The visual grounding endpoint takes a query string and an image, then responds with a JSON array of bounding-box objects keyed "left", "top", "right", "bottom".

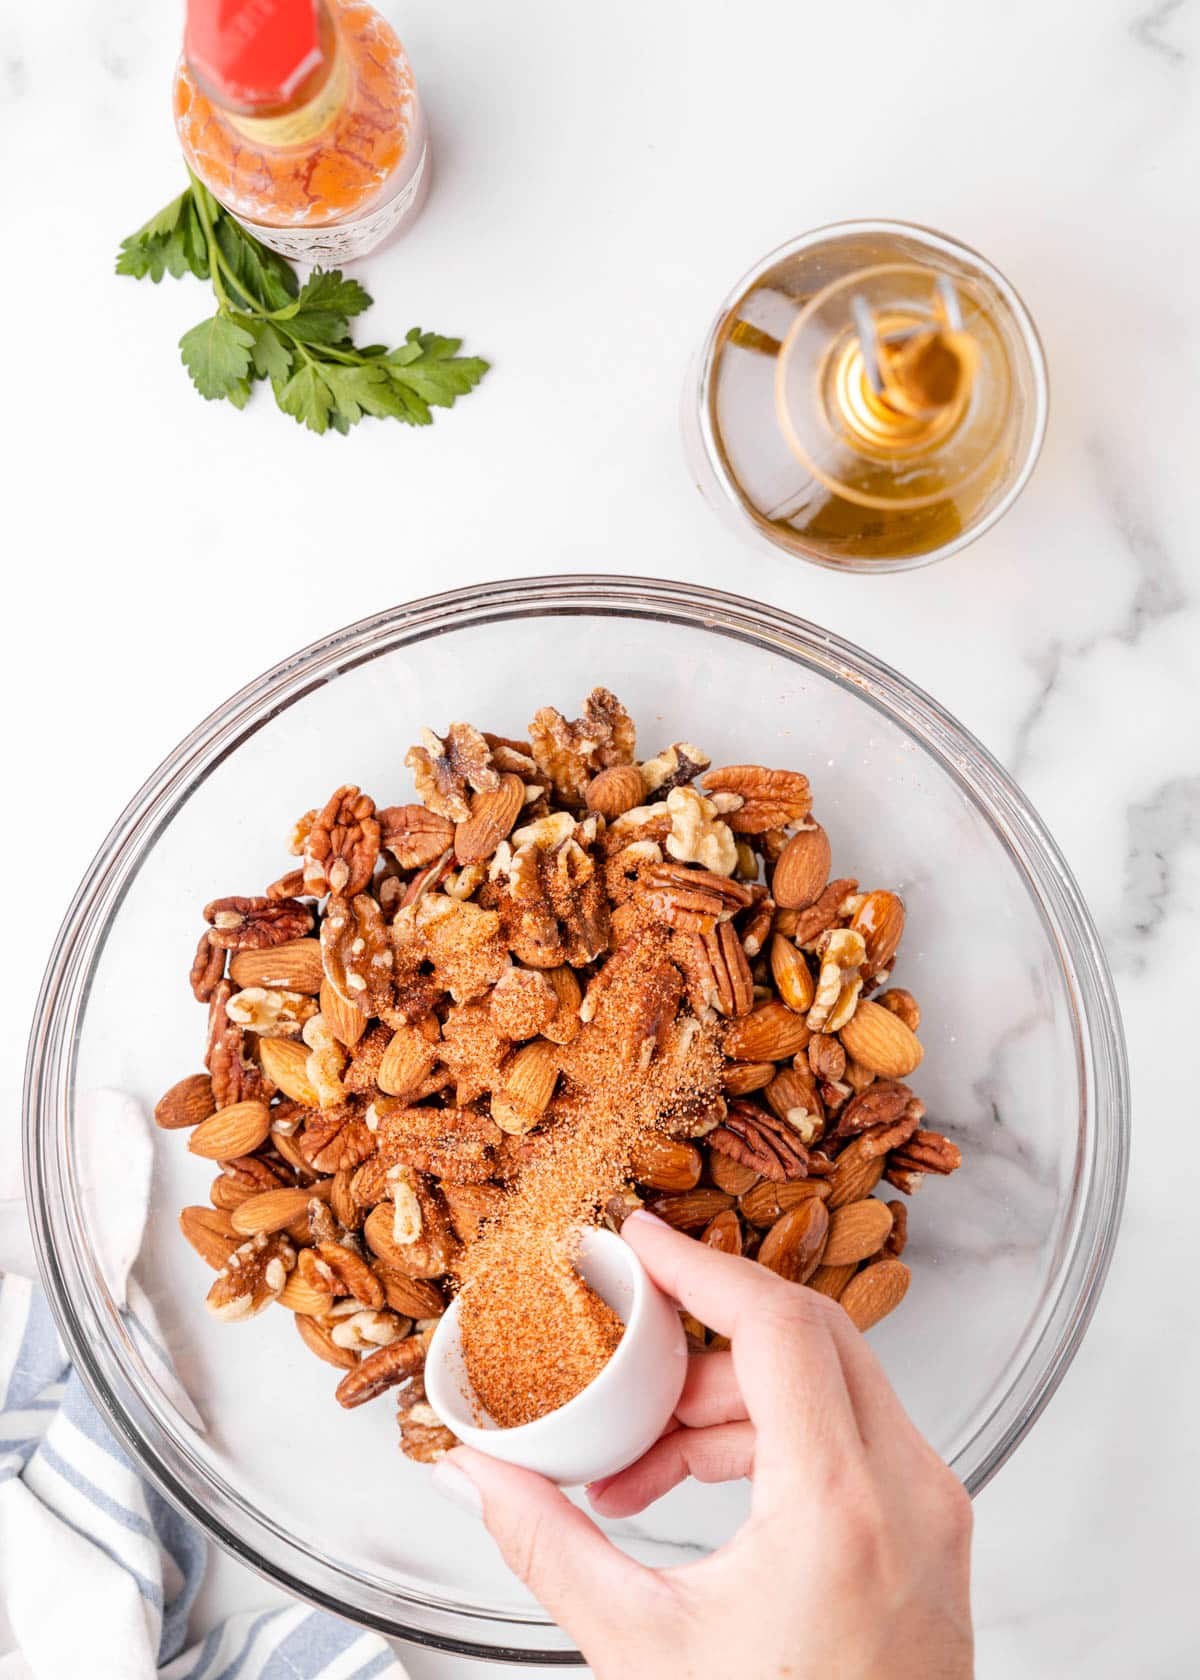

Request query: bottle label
[
  {"left": 232, "top": 110, "right": 429, "bottom": 265},
  {"left": 228, "top": 48, "right": 351, "bottom": 149}
]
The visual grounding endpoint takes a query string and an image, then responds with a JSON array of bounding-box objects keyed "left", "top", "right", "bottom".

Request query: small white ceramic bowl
[{"left": 424, "top": 1227, "right": 688, "bottom": 1487}]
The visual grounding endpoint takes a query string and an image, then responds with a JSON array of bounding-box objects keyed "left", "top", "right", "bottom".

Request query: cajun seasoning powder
[{"left": 175, "top": 0, "right": 429, "bottom": 264}]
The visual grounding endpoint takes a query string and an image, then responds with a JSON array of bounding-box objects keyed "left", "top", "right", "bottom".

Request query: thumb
[{"left": 435, "top": 1445, "right": 664, "bottom": 1652}]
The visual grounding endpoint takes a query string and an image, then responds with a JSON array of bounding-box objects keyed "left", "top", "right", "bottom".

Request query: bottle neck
[
  {"left": 187, "top": 0, "right": 342, "bottom": 130},
  {"left": 224, "top": 31, "right": 348, "bottom": 147}
]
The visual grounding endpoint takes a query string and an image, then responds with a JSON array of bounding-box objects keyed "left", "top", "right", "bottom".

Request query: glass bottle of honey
[
  {"left": 685, "top": 221, "right": 1048, "bottom": 572},
  {"left": 175, "top": 0, "right": 429, "bottom": 265}
]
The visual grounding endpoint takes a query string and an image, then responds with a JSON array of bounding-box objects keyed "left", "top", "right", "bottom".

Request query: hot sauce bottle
[{"left": 175, "top": 0, "right": 429, "bottom": 265}]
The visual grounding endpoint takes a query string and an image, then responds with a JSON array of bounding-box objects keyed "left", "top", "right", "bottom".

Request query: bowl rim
[{"left": 22, "top": 573, "right": 1129, "bottom": 1662}]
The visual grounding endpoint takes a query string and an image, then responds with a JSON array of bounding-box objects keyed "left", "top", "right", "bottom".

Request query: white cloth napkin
[{"left": 0, "top": 1092, "right": 408, "bottom": 1680}]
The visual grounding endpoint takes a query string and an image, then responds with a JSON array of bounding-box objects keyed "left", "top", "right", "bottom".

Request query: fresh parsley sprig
[{"left": 117, "top": 173, "right": 488, "bottom": 434}]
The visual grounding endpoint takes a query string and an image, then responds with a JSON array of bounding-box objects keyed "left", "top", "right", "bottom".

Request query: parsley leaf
[
  {"left": 179, "top": 313, "right": 256, "bottom": 402},
  {"left": 117, "top": 174, "right": 489, "bottom": 434},
  {"left": 277, "top": 363, "right": 334, "bottom": 434},
  {"left": 386, "top": 329, "right": 490, "bottom": 407},
  {"left": 247, "top": 320, "right": 294, "bottom": 386}
]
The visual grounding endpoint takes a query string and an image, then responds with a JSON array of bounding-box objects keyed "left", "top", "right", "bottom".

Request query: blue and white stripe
[{"left": 0, "top": 1269, "right": 408, "bottom": 1679}]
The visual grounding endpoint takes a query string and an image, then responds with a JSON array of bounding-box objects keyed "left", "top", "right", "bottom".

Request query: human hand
[{"left": 433, "top": 1211, "right": 974, "bottom": 1679}]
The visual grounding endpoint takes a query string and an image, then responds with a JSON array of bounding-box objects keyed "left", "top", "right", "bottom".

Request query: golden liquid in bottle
[{"left": 699, "top": 226, "right": 1045, "bottom": 570}]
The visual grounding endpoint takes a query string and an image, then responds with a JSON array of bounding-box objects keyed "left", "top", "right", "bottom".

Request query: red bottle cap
[{"left": 185, "top": 0, "right": 323, "bottom": 110}]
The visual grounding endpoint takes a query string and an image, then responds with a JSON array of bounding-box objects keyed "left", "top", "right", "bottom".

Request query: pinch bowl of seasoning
[{"left": 425, "top": 1227, "right": 688, "bottom": 1487}]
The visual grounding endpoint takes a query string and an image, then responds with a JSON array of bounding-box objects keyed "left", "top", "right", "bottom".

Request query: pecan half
[
  {"left": 790, "top": 878, "right": 859, "bottom": 947},
  {"left": 190, "top": 930, "right": 226, "bottom": 1002},
  {"left": 405, "top": 724, "right": 499, "bottom": 822},
  {"left": 376, "top": 1104, "right": 502, "bottom": 1185},
  {"left": 701, "top": 766, "right": 812, "bottom": 832},
  {"left": 303, "top": 1239, "right": 386, "bottom": 1307},
  {"left": 205, "top": 980, "right": 269, "bottom": 1109},
  {"left": 860, "top": 1099, "right": 925, "bottom": 1159},
  {"left": 204, "top": 896, "right": 313, "bottom": 951},
  {"left": 303, "top": 785, "right": 380, "bottom": 898},
  {"left": 697, "top": 922, "right": 754, "bottom": 1017},
  {"left": 379, "top": 803, "right": 456, "bottom": 870},
  {"left": 831, "top": 1079, "right": 913, "bottom": 1141},
  {"left": 335, "top": 1334, "right": 427, "bottom": 1408},
  {"left": 708, "top": 1100, "right": 809, "bottom": 1183},
  {"left": 888, "top": 1129, "right": 962, "bottom": 1176},
  {"left": 298, "top": 1102, "right": 376, "bottom": 1173},
  {"left": 637, "top": 862, "right": 754, "bottom": 935}
]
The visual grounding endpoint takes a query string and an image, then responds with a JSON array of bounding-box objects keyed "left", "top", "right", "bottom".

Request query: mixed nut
[{"left": 160, "top": 687, "right": 962, "bottom": 1462}]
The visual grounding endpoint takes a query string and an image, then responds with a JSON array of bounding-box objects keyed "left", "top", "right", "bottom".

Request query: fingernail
[
  {"left": 431, "top": 1460, "right": 483, "bottom": 1518},
  {"left": 623, "top": 1209, "right": 668, "bottom": 1231}
]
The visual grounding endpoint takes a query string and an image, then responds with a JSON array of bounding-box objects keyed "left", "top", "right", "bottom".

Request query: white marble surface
[{"left": 1, "top": 0, "right": 1197, "bottom": 1673}]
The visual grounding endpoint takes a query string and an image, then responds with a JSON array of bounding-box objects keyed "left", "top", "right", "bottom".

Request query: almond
[
  {"left": 378, "top": 1025, "right": 439, "bottom": 1099},
  {"left": 722, "top": 1060, "right": 776, "bottom": 1096},
  {"left": 771, "top": 824, "right": 831, "bottom": 909},
  {"left": 276, "top": 1271, "right": 334, "bottom": 1314},
  {"left": 372, "top": 1265, "right": 445, "bottom": 1319},
  {"left": 643, "top": 1188, "right": 735, "bottom": 1231},
  {"left": 454, "top": 773, "right": 526, "bottom": 865},
  {"left": 585, "top": 764, "right": 646, "bottom": 820},
  {"left": 188, "top": 1099, "right": 272, "bottom": 1161},
  {"left": 769, "top": 934, "right": 815, "bottom": 1014},
  {"left": 701, "top": 1208, "right": 743, "bottom": 1254},
  {"left": 491, "top": 1039, "right": 560, "bottom": 1135},
  {"left": 155, "top": 1073, "right": 215, "bottom": 1130},
  {"left": 823, "top": 1198, "right": 894, "bottom": 1266},
  {"left": 231, "top": 1181, "right": 332, "bottom": 1236},
  {"left": 708, "top": 1152, "right": 761, "bottom": 1196},
  {"left": 330, "top": 1167, "right": 359, "bottom": 1231},
  {"left": 230, "top": 937, "right": 324, "bottom": 994},
  {"left": 179, "top": 1205, "right": 239, "bottom": 1269},
  {"left": 630, "top": 1133, "right": 703, "bottom": 1192},
  {"left": 320, "top": 978, "right": 366, "bottom": 1050},
  {"left": 826, "top": 1135, "right": 887, "bottom": 1208},
  {"left": 739, "top": 1176, "right": 830, "bottom": 1228},
  {"left": 294, "top": 1311, "right": 359, "bottom": 1370},
  {"left": 258, "top": 1037, "right": 321, "bottom": 1106},
  {"left": 540, "top": 965, "right": 582, "bottom": 1044},
  {"left": 757, "top": 1198, "right": 829, "bottom": 1283},
  {"left": 724, "top": 999, "right": 811, "bottom": 1062},
  {"left": 839, "top": 999, "right": 923, "bottom": 1079},
  {"left": 806, "top": 1262, "right": 858, "bottom": 1301},
  {"left": 840, "top": 1258, "right": 911, "bottom": 1330},
  {"left": 850, "top": 891, "right": 905, "bottom": 978}
]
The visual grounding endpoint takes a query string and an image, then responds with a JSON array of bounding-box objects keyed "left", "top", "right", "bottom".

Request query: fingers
[
  {"left": 588, "top": 1420, "right": 756, "bottom": 1518},
  {"left": 440, "top": 1446, "right": 664, "bottom": 1649},
  {"left": 624, "top": 1210, "right": 806, "bottom": 1341},
  {"left": 673, "top": 1350, "right": 747, "bottom": 1429},
  {"left": 624, "top": 1214, "right": 861, "bottom": 1491}
]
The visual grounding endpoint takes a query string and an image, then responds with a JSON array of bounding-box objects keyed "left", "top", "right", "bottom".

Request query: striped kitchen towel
[
  {"left": 0, "top": 1271, "right": 407, "bottom": 1680},
  {"left": 0, "top": 1091, "right": 408, "bottom": 1680}
]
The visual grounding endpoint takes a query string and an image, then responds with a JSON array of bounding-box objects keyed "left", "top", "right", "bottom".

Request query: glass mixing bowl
[{"left": 24, "top": 576, "right": 1128, "bottom": 1661}]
